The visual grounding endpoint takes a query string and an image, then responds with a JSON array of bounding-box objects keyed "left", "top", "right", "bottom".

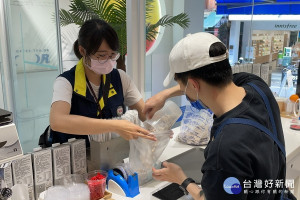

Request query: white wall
[{"left": 184, "top": 0, "right": 205, "bottom": 35}]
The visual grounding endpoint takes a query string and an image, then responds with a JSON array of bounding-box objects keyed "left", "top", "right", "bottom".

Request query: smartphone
[{"left": 152, "top": 183, "right": 184, "bottom": 200}]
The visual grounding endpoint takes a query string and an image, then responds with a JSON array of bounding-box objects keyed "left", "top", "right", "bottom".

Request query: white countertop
[{"left": 280, "top": 117, "right": 300, "bottom": 163}]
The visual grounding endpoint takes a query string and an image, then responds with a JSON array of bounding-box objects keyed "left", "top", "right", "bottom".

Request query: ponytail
[{"left": 73, "top": 39, "right": 82, "bottom": 59}]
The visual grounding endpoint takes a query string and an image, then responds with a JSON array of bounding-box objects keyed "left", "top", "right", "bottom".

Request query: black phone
[{"left": 152, "top": 183, "right": 184, "bottom": 200}]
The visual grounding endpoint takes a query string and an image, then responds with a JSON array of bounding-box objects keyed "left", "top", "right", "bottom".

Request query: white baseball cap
[{"left": 163, "top": 32, "right": 228, "bottom": 87}]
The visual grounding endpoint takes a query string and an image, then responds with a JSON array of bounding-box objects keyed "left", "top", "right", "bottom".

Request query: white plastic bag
[
  {"left": 129, "top": 130, "right": 171, "bottom": 185},
  {"left": 177, "top": 105, "right": 213, "bottom": 145},
  {"left": 126, "top": 101, "right": 182, "bottom": 185}
]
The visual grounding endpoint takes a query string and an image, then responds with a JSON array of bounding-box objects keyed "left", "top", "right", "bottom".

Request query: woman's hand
[
  {"left": 152, "top": 161, "right": 187, "bottom": 185},
  {"left": 114, "top": 120, "right": 157, "bottom": 141}
]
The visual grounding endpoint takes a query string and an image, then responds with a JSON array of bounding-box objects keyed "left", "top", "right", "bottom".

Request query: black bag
[{"left": 38, "top": 125, "right": 53, "bottom": 148}]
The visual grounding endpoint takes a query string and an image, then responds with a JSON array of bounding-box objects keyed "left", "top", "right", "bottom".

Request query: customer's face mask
[
  {"left": 86, "top": 57, "right": 116, "bottom": 75},
  {"left": 184, "top": 81, "right": 209, "bottom": 110}
]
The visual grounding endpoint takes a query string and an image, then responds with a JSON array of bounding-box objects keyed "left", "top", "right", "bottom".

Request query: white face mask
[{"left": 86, "top": 57, "right": 116, "bottom": 75}]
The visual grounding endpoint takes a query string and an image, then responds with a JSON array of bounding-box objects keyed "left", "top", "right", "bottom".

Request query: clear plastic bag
[
  {"left": 125, "top": 101, "right": 181, "bottom": 185},
  {"left": 129, "top": 130, "right": 171, "bottom": 185},
  {"left": 177, "top": 105, "right": 213, "bottom": 145}
]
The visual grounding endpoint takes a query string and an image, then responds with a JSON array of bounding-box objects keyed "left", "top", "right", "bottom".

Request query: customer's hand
[
  {"left": 152, "top": 161, "right": 187, "bottom": 185},
  {"left": 143, "top": 93, "right": 166, "bottom": 120},
  {"left": 115, "top": 120, "right": 157, "bottom": 141}
]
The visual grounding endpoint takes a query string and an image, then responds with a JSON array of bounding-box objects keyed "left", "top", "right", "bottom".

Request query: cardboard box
[
  {"left": 32, "top": 148, "right": 53, "bottom": 199},
  {"left": 0, "top": 123, "right": 23, "bottom": 163},
  {"left": 51, "top": 144, "right": 71, "bottom": 185},
  {"left": 12, "top": 154, "right": 35, "bottom": 200},
  {"left": 65, "top": 139, "right": 87, "bottom": 175},
  {"left": 0, "top": 162, "right": 13, "bottom": 188}
]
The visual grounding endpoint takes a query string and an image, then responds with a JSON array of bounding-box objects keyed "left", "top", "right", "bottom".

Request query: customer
[
  {"left": 49, "top": 19, "right": 155, "bottom": 146},
  {"left": 145, "top": 32, "right": 287, "bottom": 199}
]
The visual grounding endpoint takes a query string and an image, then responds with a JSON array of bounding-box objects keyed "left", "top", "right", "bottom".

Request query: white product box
[
  {"left": 235, "top": 64, "right": 240, "bottom": 73},
  {"left": 253, "top": 63, "right": 261, "bottom": 77},
  {"left": 32, "top": 147, "right": 53, "bottom": 199},
  {"left": 51, "top": 144, "right": 71, "bottom": 185},
  {"left": 65, "top": 139, "right": 87, "bottom": 175},
  {"left": 247, "top": 63, "right": 253, "bottom": 73},
  {"left": 12, "top": 154, "right": 35, "bottom": 200},
  {"left": 260, "top": 63, "right": 270, "bottom": 85},
  {"left": 0, "top": 123, "right": 23, "bottom": 163},
  {"left": 240, "top": 64, "right": 245, "bottom": 72},
  {"left": 0, "top": 162, "right": 13, "bottom": 188}
]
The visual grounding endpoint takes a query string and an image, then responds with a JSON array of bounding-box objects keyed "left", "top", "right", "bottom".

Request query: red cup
[{"left": 86, "top": 170, "right": 107, "bottom": 200}]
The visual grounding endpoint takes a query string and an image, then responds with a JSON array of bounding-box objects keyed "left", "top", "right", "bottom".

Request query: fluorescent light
[{"left": 229, "top": 15, "right": 300, "bottom": 21}]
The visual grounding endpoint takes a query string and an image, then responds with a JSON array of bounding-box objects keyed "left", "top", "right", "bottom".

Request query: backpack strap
[
  {"left": 247, "top": 82, "right": 277, "bottom": 136},
  {"left": 213, "top": 82, "right": 286, "bottom": 157},
  {"left": 214, "top": 117, "right": 286, "bottom": 157}
]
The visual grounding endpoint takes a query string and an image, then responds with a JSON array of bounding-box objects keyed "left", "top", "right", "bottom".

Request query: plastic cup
[{"left": 86, "top": 170, "right": 107, "bottom": 200}]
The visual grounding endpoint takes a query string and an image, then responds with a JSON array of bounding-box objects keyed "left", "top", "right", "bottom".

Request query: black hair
[
  {"left": 174, "top": 42, "right": 232, "bottom": 87},
  {"left": 73, "top": 19, "right": 119, "bottom": 59}
]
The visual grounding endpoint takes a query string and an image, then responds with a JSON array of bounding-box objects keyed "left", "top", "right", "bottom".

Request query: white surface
[
  {"left": 281, "top": 117, "right": 300, "bottom": 163},
  {"left": 281, "top": 117, "right": 300, "bottom": 198}
]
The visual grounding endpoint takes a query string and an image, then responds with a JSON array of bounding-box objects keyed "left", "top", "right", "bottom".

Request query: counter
[
  {"left": 39, "top": 117, "right": 300, "bottom": 199},
  {"left": 281, "top": 117, "right": 300, "bottom": 163},
  {"left": 281, "top": 117, "right": 300, "bottom": 198}
]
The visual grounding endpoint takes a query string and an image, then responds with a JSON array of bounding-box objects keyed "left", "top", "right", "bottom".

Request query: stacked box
[
  {"left": 32, "top": 147, "right": 53, "bottom": 199},
  {"left": 65, "top": 139, "right": 87, "bottom": 175},
  {"left": 260, "top": 63, "right": 270, "bottom": 85},
  {"left": 0, "top": 162, "right": 13, "bottom": 188},
  {"left": 252, "top": 63, "right": 261, "bottom": 77},
  {"left": 12, "top": 154, "right": 35, "bottom": 200},
  {"left": 51, "top": 144, "right": 71, "bottom": 185},
  {"left": 247, "top": 63, "right": 253, "bottom": 73}
]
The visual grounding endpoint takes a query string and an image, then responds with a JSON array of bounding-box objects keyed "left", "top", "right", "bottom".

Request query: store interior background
[{"left": 0, "top": 0, "right": 300, "bottom": 153}]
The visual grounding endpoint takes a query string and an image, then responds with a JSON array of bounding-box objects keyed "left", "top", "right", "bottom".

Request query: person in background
[
  {"left": 49, "top": 19, "right": 155, "bottom": 146},
  {"left": 144, "top": 32, "right": 287, "bottom": 200}
]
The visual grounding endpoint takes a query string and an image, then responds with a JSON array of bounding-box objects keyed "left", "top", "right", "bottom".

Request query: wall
[{"left": 146, "top": 0, "right": 205, "bottom": 107}]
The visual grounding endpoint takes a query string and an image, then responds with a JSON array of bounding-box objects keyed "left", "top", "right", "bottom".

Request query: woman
[{"left": 49, "top": 19, "right": 155, "bottom": 145}]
